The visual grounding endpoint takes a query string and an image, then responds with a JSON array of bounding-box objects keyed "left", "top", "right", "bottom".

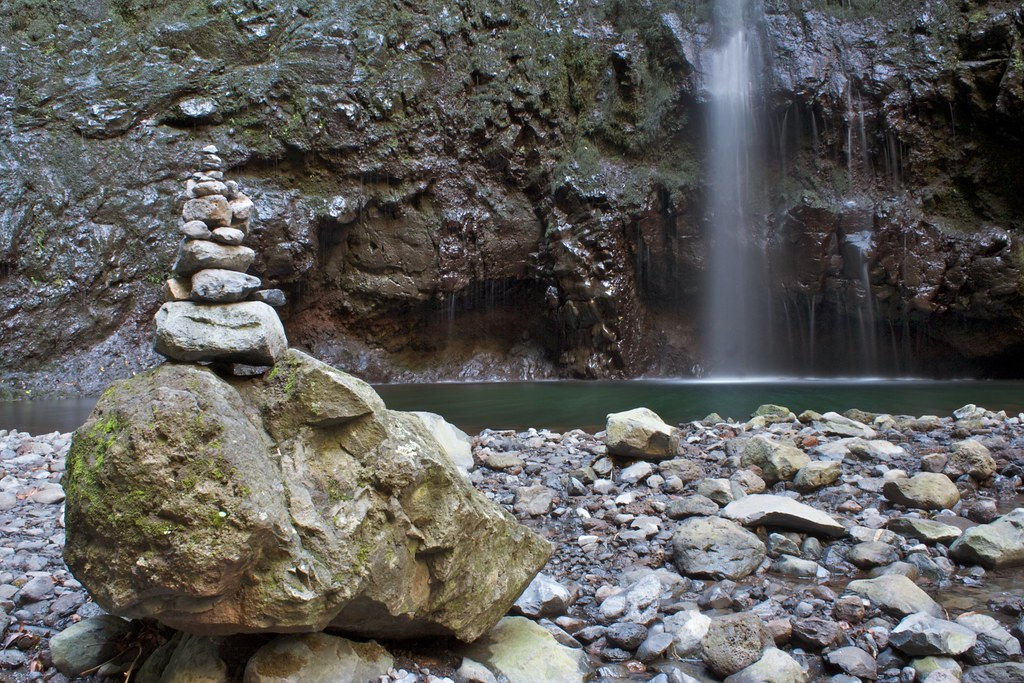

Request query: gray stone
[
  {"left": 244, "top": 633, "right": 394, "bottom": 683},
  {"left": 459, "top": 616, "right": 586, "bottom": 683},
  {"left": 153, "top": 301, "right": 287, "bottom": 365},
  {"left": 950, "top": 508, "right": 1024, "bottom": 568},
  {"left": 740, "top": 437, "right": 810, "bottom": 483},
  {"left": 604, "top": 408, "right": 680, "bottom": 461},
  {"left": 456, "top": 657, "right": 498, "bottom": 683},
  {"left": 210, "top": 227, "right": 245, "bottom": 245},
  {"left": 665, "top": 610, "right": 712, "bottom": 658},
  {"left": 848, "top": 439, "right": 907, "bottom": 459},
  {"left": 620, "top": 461, "right": 654, "bottom": 484},
  {"left": 172, "top": 239, "right": 255, "bottom": 276},
  {"left": 792, "top": 617, "right": 840, "bottom": 649},
  {"left": 182, "top": 195, "right": 231, "bottom": 227},
  {"left": 672, "top": 516, "right": 766, "bottom": 580},
  {"left": 845, "top": 575, "right": 944, "bottom": 618},
  {"left": 890, "top": 613, "right": 977, "bottom": 656},
  {"left": 724, "top": 647, "right": 808, "bottom": 683},
  {"left": 883, "top": 473, "right": 960, "bottom": 510},
  {"left": 771, "top": 555, "right": 826, "bottom": 579},
  {"left": 848, "top": 541, "right": 898, "bottom": 568},
  {"left": 826, "top": 646, "right": 877, "bottom": 679},
  {"left": 159, "top": 634, "right": 226, "bottom": 683},
  {"left": 50, "top": 615, "right": 134, "bottom": 676},
  {"left": 886, "top": 517, "right": 963, "bottom": 545},
  {"left": 637, "top": 631, "right": 675, "bottom": 662},
  {"left": 190, "top": 268, "right": 261, "bottom": 303},
  {"left": 252, "top": 289, "right": 287, "bottom": 307},
  {"left": 962, "top": 662, "right": 1024, "bottom": 682},
  {"left": 721, "top": 494, "right": 846, "bottom": 538},
  {"left": 180, "top": 220, "right": 212, "bottom": 239},
  {"left": 29, "top": 485, "right": 65, "bottom": 504},
  {"left": 600, "top": 574, "right": 662, "bottom": 625},
  {"left": 666, "top": 494, "right": 718, "bottom": 519},
  {"left": 514, "top": 484, "right": 556, "bottom": 516},
  {"left": 793, "top": 460, "right": 842, "bottom": 491},
  {"left": 814, "top": 412, "right": 876, "bottom": 438},
  {"left": 702, "top": 612, "right": 773, "bottom": 677},
  {"left": 606, "top": 622, "right": 648, "bottom": 650},
  {"left": 178, "top": 97, "right": 217, "bottom": 119},
  {"left": 193, "top": 181, "right": 228, "bottom": 197},
  {"left": 659, "top": 458, "right": 705, "bottom": 483},
  {"left": 229, "top": 194, "right": 254, "bottom": 223},
  {"left": 697, "top": 477, "right": 743, "bottom": 505},
  {"left": 731, "top": 469, "right": 766, "bottom": 494},
  {"left": 18, "top": 575, "right": 54, "bottom": 602},
  {"left": 945, "top": 440, "right": 997, "bottom": 481},
  {"left": 513, "top": 573, "right": 572, "bottom": 619},
  {"left": 912, "top": 656, "right": 962, "bottom": 680},
  {"left": 956, "top": 612, "right": 1022, "bottom": 664}
]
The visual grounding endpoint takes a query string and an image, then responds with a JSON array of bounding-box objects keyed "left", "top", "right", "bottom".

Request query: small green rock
[{"left": 50, "top": 615, "right": 134, "bottom": 677}]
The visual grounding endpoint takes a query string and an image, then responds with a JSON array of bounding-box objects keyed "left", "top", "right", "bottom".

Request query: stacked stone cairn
[{"left": 154, "top": 145, "right": 288, "bottom": 366}]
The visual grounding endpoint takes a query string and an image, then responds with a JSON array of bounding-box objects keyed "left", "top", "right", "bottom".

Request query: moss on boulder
[{"left": 64, "top": 351, "right": 551, "bottom": 641}]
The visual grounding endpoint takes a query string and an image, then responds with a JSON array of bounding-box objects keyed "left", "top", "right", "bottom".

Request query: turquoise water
[{"left": 6, "top": 379, "right": 1023, "bottom": 435}]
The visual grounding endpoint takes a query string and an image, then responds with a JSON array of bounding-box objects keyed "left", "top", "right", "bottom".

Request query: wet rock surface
[
  {"left": 4, "top": 401, "right": 1024, "bottom": 681},
  {"left": 2, "top": 3, "right": 1024, "bottom": 396}
]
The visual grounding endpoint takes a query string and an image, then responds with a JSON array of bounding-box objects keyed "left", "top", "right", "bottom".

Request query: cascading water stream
[{"left": 704, "top": 0, "right": 768, "bottom": 376}]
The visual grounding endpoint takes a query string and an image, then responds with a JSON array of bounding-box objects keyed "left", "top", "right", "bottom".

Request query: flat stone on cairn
[{"left": 155, "top": 146, "right": 288, "bottom": 366}]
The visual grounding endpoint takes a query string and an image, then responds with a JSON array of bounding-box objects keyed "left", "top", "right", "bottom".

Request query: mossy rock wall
[{"left": 3, "top": 1, "right": 1024, "bottom": 390}]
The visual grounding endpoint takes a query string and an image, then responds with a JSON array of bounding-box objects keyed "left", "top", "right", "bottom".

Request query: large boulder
[
  {"left": 949, "top": 508, "right": 1024, "bottom": 568},
  {"left": 604, "top": 408, "right": 679, "bottom": 460},
  {"left": 63, "top": 350, "right": 551, "bottom": 641},
  {"left": 672, "top": 516, "right": 766, "bottom": 580},
  {"left": 740, "top": 437, "right": 809, "bottom": 483},
  {"left": 153, "top": 301, "right": 288, "bottom": 365},
  {"left": 720, "top": 494, "right": 846, "bottom": 538},
  {"left": 883, "top": 473, "right": 960, "bottom": 511}
]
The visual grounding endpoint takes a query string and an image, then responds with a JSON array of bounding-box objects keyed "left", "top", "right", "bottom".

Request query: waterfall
[{"left": 704, "top": 0, "right": 767, "bottom": 376}]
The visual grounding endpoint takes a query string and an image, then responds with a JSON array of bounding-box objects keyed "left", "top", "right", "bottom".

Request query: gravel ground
[{"left": 3, "top": 403, "right": 1024, "bottom": 682}]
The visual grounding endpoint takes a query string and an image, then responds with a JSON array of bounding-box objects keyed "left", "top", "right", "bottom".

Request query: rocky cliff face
[{"left": 1, "top": 0, "right": 1022, "bottom": 395}]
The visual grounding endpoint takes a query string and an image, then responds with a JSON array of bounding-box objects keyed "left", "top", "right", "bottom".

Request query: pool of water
[{"left": 3, "top": 378, "right": 1024, "bottom": 436}]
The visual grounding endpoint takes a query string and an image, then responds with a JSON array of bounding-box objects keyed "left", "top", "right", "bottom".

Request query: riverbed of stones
[{"left": 3, "top": 402, "right": 1024, "bottom": 682}]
